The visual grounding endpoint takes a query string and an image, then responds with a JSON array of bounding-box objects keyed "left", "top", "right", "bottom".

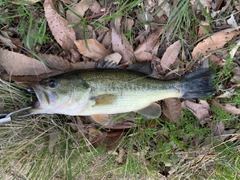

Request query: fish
[{"left": 30, "top": 63, "right": 215, "bottom": 125}]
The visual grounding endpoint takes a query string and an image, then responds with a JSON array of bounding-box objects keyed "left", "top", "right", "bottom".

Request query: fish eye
[{"left": 48, "top": 79, "right": 57, "bottom": 88}]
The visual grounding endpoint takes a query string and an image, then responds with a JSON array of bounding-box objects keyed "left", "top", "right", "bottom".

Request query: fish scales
[
  {"left": 30, "top": 67, "right": 215, "bottom": 123},
  {"left": 78, "top": 69, "right": 181, "bottom": 93}
]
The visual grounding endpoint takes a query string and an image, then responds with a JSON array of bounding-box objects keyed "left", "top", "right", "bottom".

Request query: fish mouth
[{"left": 31, "top": 83, "right": 56, "bottom": 109}]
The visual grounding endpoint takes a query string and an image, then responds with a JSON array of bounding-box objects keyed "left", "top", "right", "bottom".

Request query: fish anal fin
[
  {"left": 92, "top": 94, "right": 117, "bottom": 106},
  {"left": 91, "top": 114, "right": 110, "bottom": 125},
  {"left": 136, "top": 103, "right": 161, "bottom": 119}
]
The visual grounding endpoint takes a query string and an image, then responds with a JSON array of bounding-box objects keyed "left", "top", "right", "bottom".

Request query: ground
[{"left": 0, "top": 0, "right": 240, "bottom": 179}]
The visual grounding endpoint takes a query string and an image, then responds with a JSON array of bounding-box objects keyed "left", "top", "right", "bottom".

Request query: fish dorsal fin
[
  {"left": 96, "top": 61, "right": 121, "bottom": 69},
  {"left": 136, "top": 103, "right": 161, "bottom": 118},
  {"left": 91, "top": 114, "right": 110, "bottom": 125},
  {"left": 91, "top": 94, "right": 117, "bottom": 106},
  {"left": 127, "top": 62, "right": 152, "bottom": 75}
]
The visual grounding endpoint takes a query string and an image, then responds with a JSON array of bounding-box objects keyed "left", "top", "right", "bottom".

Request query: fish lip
[
  {"left": 31, "top": 83, "right": 42, "bottom": 108},
  {"left": 31, "top": 83, "right": 56, "bottom": 108}
]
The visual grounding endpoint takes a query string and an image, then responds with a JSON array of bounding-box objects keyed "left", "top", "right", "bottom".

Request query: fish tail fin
[{"left": 181, "top": 68, "right": 215, "bottom": 99}]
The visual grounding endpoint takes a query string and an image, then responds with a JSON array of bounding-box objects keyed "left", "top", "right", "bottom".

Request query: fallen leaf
[
  {"left": 208, "top": 54, "right": 225, "bottom": 66},
  {"left": 60, "top": 0, "right": 74, "bottom": 4},
  {"left": 197, "top": 21, "right": 211, "bottom": 38},
  {"left": 38, "top": 54, "right": 73, "bottom": 71},
  {"left": 134, "top": 51, "right": 154, "bottom": 62},
  {"left": 216, "top": 88, "right": 236, "bottom": 99},
  {"left": 0, "top": 31, "right": 16, "bottom": 50},
  {"left": 104, "top": 130, "right": 124, "bottom": 151},
  {"left": 212, "top": 121, "right": 225, "bottom": 136},
  {"left": 162, "top": 98, "right": 182, "bottom": 123},
  {"left": 111, "top": 28, "right": 133, "bottom": 64},
  {"left": 156, "top": 0, "right": 171, "bottom": 17},
  {"left": 160, "top": 40, "right": 181, "bottom": 72},
  {"left": 89, "top": 0, "right": 101, "bottom": 13},
  {"left": 101, "top": 31, "right": 111, "bottom": 49},
  {"left": 74, "top": 39, "right": 110, "bottom": 61},
  {"left": 224, "top": 104, "right": 240, "bottom": 115},
  {"left": 122, "top": 18, "right": 134, "bottom": 33},
  {"left": 66, "top": 0, "right": 94, "bottom": 24},
  {"left": 115, "top": 147, "right": 125, "bottom": 164},
  {"left": 212, "top": 99, "right": 240, "bottom": 115},
  {"left": 192, "top": 29, "right": 240, "bottom": 59},
  {"left": 103, "top": 121, "right": 135, "bottom": 129},
  {"left": 24, "top": 0, "right": 41, "bottom": 3},
  {"left": 229, "top": 40, "right": 240, "bottom": 59},
  {"left": 68, "top": 116, "right": 85, "bottom": 139},
  {"left": 232, "top": 67, "right": 240, "bottom": 83},
  {"left": 44, "top": 0, "right": 76, "bottom": 50},
  {"left": 88, "top": 127, "right": 106, "bottom": 147},
  {"left": 183, "top": 100, "right": 210, "bottom": 120},
  {"left": 104, "top": 52, "right": 122, "bottom": 64},
  {"left": 211, "top": 0, "right": 223, "bottom": 10},
  {"left": 227, "top": 14, "right": 238, "bottom": 28},
  {"left": 219, "top": 0, "right": 231, "bottom": 14},
  {"left": 71, "top": 61, "right": 96, "bottom": 70},
  {"left": 0, "top": 49, "right": 52, "bottom": 76},
  {"left": 134, "top": 27, "right": 163, "bottom": 55}
]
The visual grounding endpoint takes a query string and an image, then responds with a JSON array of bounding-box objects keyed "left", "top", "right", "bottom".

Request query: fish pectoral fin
[
  {"left": 92, "top": 94, "right": 117, "bottom": 106},
  {"left": 91, "top": 114, "right": 111, "bottom": 125},
  {"left": 136, "top": 103, "right": 162, "bottom": 119}
]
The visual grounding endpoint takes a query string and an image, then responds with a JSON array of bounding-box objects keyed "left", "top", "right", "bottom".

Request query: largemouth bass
[{"left": 31, "top": 64, "right": 215, "bottom": 124}]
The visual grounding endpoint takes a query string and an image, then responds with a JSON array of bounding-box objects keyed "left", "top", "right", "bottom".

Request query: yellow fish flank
[{"left": 31, "top": 65, "right": 215, "bottom": 124}]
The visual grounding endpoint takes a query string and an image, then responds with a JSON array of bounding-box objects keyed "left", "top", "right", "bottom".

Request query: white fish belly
[{"left": 79, "top": 89, "right": 182, "bottom": 115}]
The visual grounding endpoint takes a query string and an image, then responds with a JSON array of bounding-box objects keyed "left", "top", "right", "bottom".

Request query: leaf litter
[{"left": 1, "top": 0, "right": 240, "bottom": 179}]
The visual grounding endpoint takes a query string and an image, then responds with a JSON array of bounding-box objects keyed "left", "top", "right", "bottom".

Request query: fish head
[{"left": 31, "top": 73, "right": 91, "bottom": 115}]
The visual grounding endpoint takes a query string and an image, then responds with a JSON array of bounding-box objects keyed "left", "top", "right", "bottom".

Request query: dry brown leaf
[
  {"left": 183, "top": 100, "right": 210, "bottom": 120},
  {"left": 208, "top": 54, "right": 225, "bottom": 66},
  {"left": 102, "top": 31, "right": 111, "bottom": 50},
  {"left": 162, "top": 98, "right": 182, "bottom": 123},
  {"left": 224, "top": 104, "right": 240, "bottom": 115},
  {"left": 89, "top": 0, "right": 101, "bottom": 13},
  {"left": 123, "top": 18, "right": 134, "bottom": 33},
  {"left": 192, "top": 29, "right": 240, "bottom": 59},
  {"left": 160, "top": 40, "right": 181, "bottom": 72},
  {"left": 88, "top": 127, "right": 106, "bottom": 147},
  {"left": 104, "top": 121, "right": 134, "bottom": 129},
  {"left": 38, "top": 54, "right": 73, "bottom": 71},
  {"left": 66, "top": 1, "right": 88, "bottom": 24},
  {"left": 115, "top": 147, "right": 125, "bottom": 164},
  {"left": 67, "top": 116, "right": 85, "bottom": 139},
  {"left": 134, "top": 27, "right": 163, "bottom": 54},
  {"left": 134, "top": 51, "right": 154, "bottom": 62},
  {"left": 0, "top": 49, "right": 52, "bottom": 76},
  {"left": 197, "top": 21, "right": 211, "bottom": 38},
  {"left": 44, "top": 0, "right": 76, "bottom": 50},
  {"left": 0, "top": 31, "right": 16, "bottom": 50},
  {"left": 66, "top": 0, "right": 98, "bottom": 24},
  {"left": 59, "top": 0, "right": 74, "bottom": 4},
  {"left": 75, "top": 39, "right": 110, "bottom": 61},
  {"left": 212, "top": 99, "right": 240, "bottom": 115},
  {"left": 212, "top": 121, "right": 225, "bottom": 136},
  {"left": 212, "top": 0, "right": 223, "bottom": 10},
  {"left": 24, "top": 0, "right": 41, "bottom": 3},
  {"left": 104, "top": 130, "right": 124, "bottom": 151},
  {"left": 71, "top": 61, "right": 96, "bottom": 70},
  {"left": 232, "top": 67, "right": 240, "bottom": 83},
  {"left": 111, "top": 28, "right": 133, "bottom": 64},
  {"left": 104, "top": 52, "right": 122, "bottom": 64}
]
